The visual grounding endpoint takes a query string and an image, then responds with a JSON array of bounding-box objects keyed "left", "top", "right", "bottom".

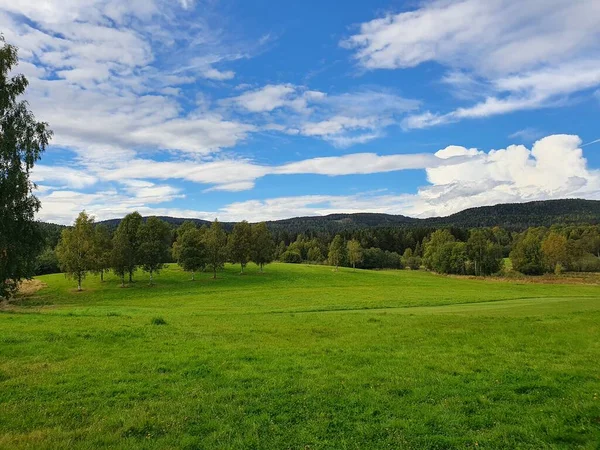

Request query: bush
[
  {"left": 280, "top": 250, "right": 302, "bottom": 264},
  {"left": 35, "top": 247, "right": 60, "bottom": 275}
]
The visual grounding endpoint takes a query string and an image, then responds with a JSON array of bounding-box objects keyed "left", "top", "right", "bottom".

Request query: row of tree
[
  {"left": 52, "top": 211, "right": 600, "bottom": 290},
  {"left": 55, "top": 212, "right": 276, "bottom": 290}
]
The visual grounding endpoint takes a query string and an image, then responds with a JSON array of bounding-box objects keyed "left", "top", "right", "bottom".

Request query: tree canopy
[{"left": 0, "top": 38, "right": 52, "bottom": 299}]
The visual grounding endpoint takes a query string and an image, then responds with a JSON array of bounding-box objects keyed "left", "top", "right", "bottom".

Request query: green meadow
[{"left": 1, "top": 264, "right": 599, "bottom": 449}]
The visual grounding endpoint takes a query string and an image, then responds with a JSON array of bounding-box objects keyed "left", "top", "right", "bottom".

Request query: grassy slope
[{"left": 1, "top": 264, "right": 599, "bottom": 449}]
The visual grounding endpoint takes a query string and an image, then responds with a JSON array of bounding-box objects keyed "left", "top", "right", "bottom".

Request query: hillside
[{"left": 42, "top": 198, "right": 600, "bottom": 233}]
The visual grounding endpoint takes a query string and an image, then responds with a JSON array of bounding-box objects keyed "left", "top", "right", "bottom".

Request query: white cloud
[
  {"left": 36, "top": 134, "right": 600, "bottom": 224},
  {"left": 227, "top": 84, "right": 297, "bottom": 112},
  {"left": 225, "top": 85, "right": 419, "bottom": 146},
  {"left": 343, "top": 0, "right": 600, "bottom": 75},
  {"left": 509, "top": 128, "right": 544, "bottom": 142},
  {"left": 31, "top": 165, "right": 98, "bottom": 189},
  {"left": 345, "top": 0, "right": 600, "bottom": 127}
]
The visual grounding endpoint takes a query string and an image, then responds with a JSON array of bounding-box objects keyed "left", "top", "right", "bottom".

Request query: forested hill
[{"left": 80, "top": 198, "right": 600, "bottom": 232}]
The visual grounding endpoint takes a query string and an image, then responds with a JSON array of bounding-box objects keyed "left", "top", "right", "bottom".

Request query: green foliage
[
  {"left": 55, "top": 211, "right": 96, "bottom": 290},
  {"left": 34, "top": 247, "right": 60, "bottom": 275},
  {"left": 423, "top": 229, "right": 456, "bottom": 272},
  {"left": 176, "top": 227, "right": 207, "bottom": 280},
  {"left": 137, "top": 217, "right": 171, "bottom": 285},
  {"left": 306, "top": 246, "right": 323, "bottom": 264},
  {"left": 510, "top": 229, "right": 545, "bottom": 275},
  {"left": 0, "top": 38, "right": 53, "bottom": 299},
  {"left": 111, "top": 212, "right": 142, "bottom": 284},
  {"left": 92, "top": 224, "right": 112, "bottom": 281},
  {"left": 360, "top": 247, "right": 403, "bottom": 269},
  {"left": 228, "top": 221, "right": 252, "bottom": 273},
  {"left": 280, "top": 250, "right": 302, "bottom": 264},
  {"left": 172, "top": 221, "right": 197, "bottom": 261},
  {"left": 251, "top": 222, "right": 274, "bottom": 272},
  {"left": 467, "top": 230, "right": 503, "bottom": 276},
  {"left": 541, "top": 231, "right": 568, "bottom": 273},
  {"left": 346, "top": 239, "right": 363, "bottom": 270},
  {"left": 402, "top": 248, "right": 421, "bottom": 270},
  {"left": 205, "top": 219, "right": 228, "bottom": 279},
  {"left": 328, "top": 234, "right": 346, "bottom": 270}
]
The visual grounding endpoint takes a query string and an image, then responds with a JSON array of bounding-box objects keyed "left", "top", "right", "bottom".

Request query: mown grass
[{"left": 1, "top": 263, "right": 599, "bottom": 449}]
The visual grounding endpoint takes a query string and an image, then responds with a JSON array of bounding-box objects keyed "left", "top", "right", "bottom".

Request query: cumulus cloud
[{"left": 35, "top": 135, "right": 600, "bottom": 224}]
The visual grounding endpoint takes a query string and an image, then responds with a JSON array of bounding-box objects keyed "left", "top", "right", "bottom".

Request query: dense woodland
[{"left": 43, "top": 204, "right": 600, "bottom": 290}]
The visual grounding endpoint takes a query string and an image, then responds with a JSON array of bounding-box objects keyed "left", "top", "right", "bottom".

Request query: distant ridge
[{"left": 94, "top": 198, "right": 600, "bottom": 232}]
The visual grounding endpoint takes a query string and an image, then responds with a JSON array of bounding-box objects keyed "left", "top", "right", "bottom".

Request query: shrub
[{"left": 280, "top": 250, "right": 302, "bottom": 264}]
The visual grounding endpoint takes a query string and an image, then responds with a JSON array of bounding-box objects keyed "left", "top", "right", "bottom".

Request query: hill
[{"left": 41, "top": 198, "right": 599, "bottom": 233}]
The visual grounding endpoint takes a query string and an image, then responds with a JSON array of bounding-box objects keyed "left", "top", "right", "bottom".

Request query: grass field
[{"left": 1, "top": 264, "right": 599, "bottom": 449}]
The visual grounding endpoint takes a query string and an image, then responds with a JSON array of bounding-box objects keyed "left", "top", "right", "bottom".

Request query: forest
[{"left": 40, "top": 208, "right": 600, "bottom": 291}]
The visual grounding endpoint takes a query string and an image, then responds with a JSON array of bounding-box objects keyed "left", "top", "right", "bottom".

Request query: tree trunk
[
  {"left": 77, "top": 273, "right": 82, "bottom": 291},
  {"left": 213, "top": 267, "right": 217, "bottom": 279},
  {"left": 129, "top": 272, "right": 133, "bottom": 283},
  {"left": 260, "top": 263, "right": 264, "bottom": 273},
  {"left": 121, "top": 276, "right": 125, "bottom": 288},
  {"left": 353, "top": 262, "right": 355, "bottom": 271},
  {"left": 191, "top": 271, "right": 195, "bottom": 281},
  {"left": 240, "top": 264, "right": 244, "bottom": 274},
  {"left": 100, "top": 270, "right": 104, "bottom": 282},
  {"left": 149, "top": 271, "right": 153, "bottom": 286}
]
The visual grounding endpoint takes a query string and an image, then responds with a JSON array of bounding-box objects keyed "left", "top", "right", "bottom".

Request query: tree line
[
  {"left": 52, "top": 210, "right": 600, "bottom": 290},
  {"left": 273, "top": 224, "right": 600, "bottom": 276},
  {"left": 55, "top": 211, "right": 275, "bottom": 290}
]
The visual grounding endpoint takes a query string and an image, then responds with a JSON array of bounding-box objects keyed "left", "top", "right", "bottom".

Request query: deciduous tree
[
  {"left": 228, "top": 221, "right": 252, "bottom": 273},
  {"left": 346, "top": 239, "right": 363, "bottom": 270},
  {"left": 137, "top": 217, "right": 171, "bottom": 285},
  {"left": 92, "top": 224, "right": 112, "bottom": 282},
  {"left": 541, "top": 231, "right": 568, "bottom": 273},
  {"left": 177, "top": 227, "right": 207, "bottom": 280},
  {"left": 111, "top": 212, "right": 142, "bottom": 283},
  {"left": 251, "top": 222, "right": 274, "bottom": 272},
  {"left": 0, "top": 38, "right": 52, "bottom": 299},
  {"left": 55, "top": 211, "right": 95, "bottom": 291},
  {"left": 205, "top": 219, "right": 228, "bottom": 279},
  {"left": 328, "top": 235, "right": 346, "bottom": 271}
]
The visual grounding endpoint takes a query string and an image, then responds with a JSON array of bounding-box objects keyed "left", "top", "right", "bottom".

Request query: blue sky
[{"left": 2, "top": 0, "right": 600, "bottom": 224}]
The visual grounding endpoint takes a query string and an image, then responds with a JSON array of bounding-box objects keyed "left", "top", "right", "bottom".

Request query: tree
[
  {"left": 137, "top": 217, "right": 171, "bottom": 285},
  {"left": 111, "top": 212, "right": 142, "bottom": 283},
  {"left": 467, "top": 230, "right": 503, "bottom": 276},
  {"left": 307, "top": 246, "right": 323, "bottom": 264},
  {"left": 346, "top": 239, "right": 363, "bottom": 270},
  {"left": 55, "top": 212, "right": 95, "bottom": 291},
  {"left": 281, "top": 249, "right": 302, "bottom": 263},
  {"left": 402, "top": 248, "right": 421, "bottom": 270},
  {"left": 228, "top": 221, "right": 252, "bottom": 273},
  {"left": 92, "top": 224, "right": 112, "bottom": 282},
  {"left": 423, "top": 229, "right": 455, "bottom": 272},
  {"left": 328, "top": 235, "right": 346, "bottom": 271},
  {"left": 205, "top": 219, "right": 228, "bottom": 279},
  {"left": 111, "top": 231, "right": 129, "bottom": 287},
  {"left": 510, "top": 230, "right": 545, "bottom": 275},
  {"left": 251, "top": 222, "right": 275, "bottom": 272},
  {"left": 0, "top": 38, "right": 53, "bottom": 299},
  {"left": 541, "top": 231, "right": 568, "bottom": 273},
  {"left": 177, "top": 228, "right": 207, "bottom": 280},
  {"left": 172, "top": 221, "right": 197, "bottom": 261}
]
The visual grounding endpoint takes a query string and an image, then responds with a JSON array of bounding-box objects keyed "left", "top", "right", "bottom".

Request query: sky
[{"left": 2, "top": 0, "right": 600, "bottom": 225}]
